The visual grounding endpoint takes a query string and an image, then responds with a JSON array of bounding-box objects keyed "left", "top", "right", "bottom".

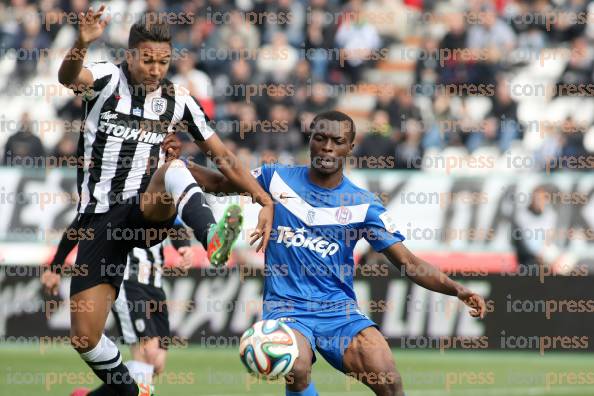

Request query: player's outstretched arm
[
  {"left": 383, "top": 242, "right": 487, "bottom": 319},
  {"left": 58, "top": 4, "right": 110, "bottom": 89},
  {"left": 186, "top": 160, "right": 240, "bottom": 194},
  {"left": 195, "top": 135, "right": 274, "bottom": 252},
  {"left": 195, "top": 135, "right": 272, "bottom": 205}
]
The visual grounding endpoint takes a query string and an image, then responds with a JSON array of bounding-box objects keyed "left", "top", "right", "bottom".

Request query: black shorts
[
  {"left": 111, "top": 280, "right": 170, "bottom": 349},
  {"left": 70, "top": 198, "right": 175, "bottom": 297}
]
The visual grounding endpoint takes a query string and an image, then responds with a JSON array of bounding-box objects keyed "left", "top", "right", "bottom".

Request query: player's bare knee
[
  {"left": 286, "top": 357, "right": 312, "bottom": 389},
  {"left": 69, "top": 325, "right": 101, "bottom": 352}
]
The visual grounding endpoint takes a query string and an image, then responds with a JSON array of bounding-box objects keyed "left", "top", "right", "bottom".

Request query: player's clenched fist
[
  {"left": 41, "top": 269, "right": 61, "bottom": 296},
  {"left": 176, "top": 247, "right": 194, "bottom": 270},
  {"left": 77, "top": 4, "right": 111, "bottom": 46},
  {"left": 162, "top": 133, "right": 182, "bottom": 162}
]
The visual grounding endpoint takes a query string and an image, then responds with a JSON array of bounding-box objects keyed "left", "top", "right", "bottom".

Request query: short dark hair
[
  {"left": 310, "top": 110, "right": 356, "bottom": 142},
  {"left": 128, "top": 13, "right": 172, "bottom": 48}
]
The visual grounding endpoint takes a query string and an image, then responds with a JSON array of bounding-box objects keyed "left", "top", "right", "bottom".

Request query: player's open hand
[
  {"left": 457, "top": 288, "right": 487, "bottom": 319},
  {"left": 162, "top": 133, "right": 182, "bottom": 162},
  {"left": 41, "top": 268, "right": 61, "bottom": 297},
  {"left": 176, "top": 246, "right": 194, "bottom": 270},
  {"left": 250, "top": 203, "right": 273, "bottom": 253},
  {"left": 77, "top": 4, "right": 110, "bottom": 46}
]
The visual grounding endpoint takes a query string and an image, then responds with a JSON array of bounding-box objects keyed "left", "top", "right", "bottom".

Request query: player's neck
[{"left": 308, "top": 168, "right": 343, "bottom": 190}]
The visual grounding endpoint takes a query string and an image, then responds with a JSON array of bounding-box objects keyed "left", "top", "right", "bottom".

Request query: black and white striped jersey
[
  {"left": 76, "top": 61, "right": 214, "bottom": 213},
  {"left": 124, "top": 243, "right": 165, "bottom": 288}
]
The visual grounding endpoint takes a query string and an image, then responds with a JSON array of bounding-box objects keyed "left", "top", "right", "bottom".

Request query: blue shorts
[{"left": 263, "top": 300, "right": 377, "bottom": 372}]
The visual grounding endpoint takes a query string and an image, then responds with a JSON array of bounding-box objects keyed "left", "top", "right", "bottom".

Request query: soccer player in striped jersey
[
  {"left": 43, "top": 206, "right": 242, "bottom": 396},
  {"left": 186, "top": 111, "right": 487, "bottom": 396},
  {"left": 47, "top": 6, "right": 274, "bottom": 396}
]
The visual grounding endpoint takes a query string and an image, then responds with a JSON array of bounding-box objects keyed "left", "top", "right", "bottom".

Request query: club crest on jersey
[
  {"left": 335, "top": 206, "right": 352, "bottom": 225},
  {"left": 135, "top": 319, "right": 146, "bottom": 332},
  {"left": 152, "top": 98, "right": 167, "bottom": 115},
  {"left": 306, "top": 209, "right": 316, "bottom": 225},
  {"left": 132, "top": 107, "right": 142, "bottom": 117}
]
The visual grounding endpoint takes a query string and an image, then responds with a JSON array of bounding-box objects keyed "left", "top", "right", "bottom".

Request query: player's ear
[
  {"left": 125, "top": 48, "right": 133, "bottom": 65},
  {"left": 346, "top": 137, "right": 355, "bottom": 156}
]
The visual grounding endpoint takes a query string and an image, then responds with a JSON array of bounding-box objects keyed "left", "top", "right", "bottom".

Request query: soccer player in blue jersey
[{"left": 187, "top": 110, "right": 487, "bottom": 396}]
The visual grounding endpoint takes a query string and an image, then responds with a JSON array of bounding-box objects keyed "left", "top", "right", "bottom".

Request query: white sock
[
  {"left": 164, "top": 159, "right": 199, "bottom": 204},
  {"left": 79, "top": 334, "right": 122, "bottom": 370},
  {"left": 125, "top": 360, "right": 155, "bottom": 385}
]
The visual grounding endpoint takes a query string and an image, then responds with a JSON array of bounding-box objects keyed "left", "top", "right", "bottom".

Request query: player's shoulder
[
  {"left": 342, "top": 175, "right": 378, "bottom": 205},
  {"left": 163, "top": 79, "right": 192, "bottom": 100},
  {"left": 85, "top": 60, "right": 119, "bottom": 73},
  {"left": 251, "top": 163, "right": 305, "bottom": 181}
]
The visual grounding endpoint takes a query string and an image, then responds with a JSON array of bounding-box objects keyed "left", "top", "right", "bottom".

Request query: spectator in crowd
[
  {"left": 559, "top": 117, "right": 589, "bottom": 169},
  {"left": 466, "top": 6, "right": 516, "bottom": 84},
  {"left": 57, "top": 95, "right": 83, "bottom": 120},
  {"left": 171, "top": 53, "right": 215, "bottom": 119},
  {"left": 263, "top": 103, "right": 301, "bottom": 153},
  {"left": 50, "top": 133, "right": 78, "bottom": 167},
  {"left": 289, "top": 59, "right": 312, "bottom": 107},
  {"left": 506, "top": 0, "right": 547, "bottom": 64},
  {"left": 438, "top": 12, "right": 469, "bottom": 85},
  {"left": 480, "top": 79, "right": 521, "bottom": 152},
  {"left": 299, "top": 82, "right": 335, "bottom": 136},
  {"left": 259, "top": 0, "right": 305, "bottom": 47},
  {"left": 415, "top": 36, "right": 440, "bottom": 94},
  {"left": 354, "top": 110, "right": 397, "bottom": 169},
  {"left": 395, "top": 118, "right": 424, "bottom": 169},
  {"left": 386, "top": 92, "right": 423, "bottom": 130},
  {"left": 304, "top": 9, "right": 336, "bottom": 81},
  {"left": 257, "top": 31, "right": 299, "bottom": 82},
  {"left": 3, "top": 112, "right": 45, "bottom": 167},
  {"left": 511, "top": 186, "right": 557, "bottom": 269},
  {"left": 423, "top": 91, "right": 464, "bottom": 149},
  {"left": 334, "top": 0, "right": 381, "bottom": 83},
  {"left": 550, "top": 0, "right": 588, "bottom": 42},
  {"left": 10, "top": 9, "right": 50, "bottom": 85},
  {"left": 556, "top": 37, "right": 593, "bottom": 95},
  {"left": 215, "top": 9, "right": 260, "bottom": 52},
  {"left": 214, "top": 58, "right": 258, "bottom": 126},
  {"left": 228, "top": 103, "right": 260, "bottom": 151},
  {"left": 374, "top": 88, "right": 401, "bottom": 127},
  {"left": 535, "top": 117, "right": 589, "bottom": 172}
]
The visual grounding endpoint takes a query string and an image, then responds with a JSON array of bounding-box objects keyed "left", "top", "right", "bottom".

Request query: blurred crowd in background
[{"left": 0, "top": 0, "right": 593, "bottom": 173}]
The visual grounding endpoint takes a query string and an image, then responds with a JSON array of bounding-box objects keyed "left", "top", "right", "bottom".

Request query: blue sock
[{"left": 286, "top": 382, "right": 318, "bottom": 396}]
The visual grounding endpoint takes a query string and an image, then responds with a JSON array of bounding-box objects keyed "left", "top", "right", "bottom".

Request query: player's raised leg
[
  {"left": 343, "top": 327, "right": 404, "bottom": 396},
  {"left": 140, "top": 158, "right": 243, "bottom": 265},
  {"left": 285, "top": 329, "right": 318, "bottom": 396}
]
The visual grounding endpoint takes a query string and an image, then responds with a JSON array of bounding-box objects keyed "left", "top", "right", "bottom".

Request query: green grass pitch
[{"left": 1, "top": 344, "right": 593, "bottom": 395}]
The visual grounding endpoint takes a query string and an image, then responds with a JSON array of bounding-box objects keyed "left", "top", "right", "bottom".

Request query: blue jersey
[{"left": 252, "top": 164, "right": 405, "bottom": 314}]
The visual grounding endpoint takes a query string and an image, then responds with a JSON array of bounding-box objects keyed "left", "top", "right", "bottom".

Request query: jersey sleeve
[
  {"left": 81, "top": 61, "right": 118, "bottom": 100},
  {"left": 179, "top": 94, "right": 215, "bottom": 141},
  {"left": 250, "top": 164, "right": 278, "bottom": 193},
  {"left": 362, "top": 198, "right": 405, "bottom": 252}
]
